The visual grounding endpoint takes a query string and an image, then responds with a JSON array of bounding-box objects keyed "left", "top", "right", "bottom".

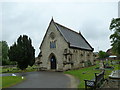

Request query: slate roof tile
[{"left": 54, "top": 22, "right": 93, "bottom": 51}]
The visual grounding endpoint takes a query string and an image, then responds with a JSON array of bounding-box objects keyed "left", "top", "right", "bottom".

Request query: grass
[
  {"left": 0, "top": 65, "right": 37, "bottom": 88},
  {"left": 0, "top": 67, "right": 2, "bottom": 74},
  {"left": 64, "top": 60, "right": 120, "bottom": 88},
  {"left": 0, "top": 76, "right": 25, "bottom": 88},
  {"left": 0, "top": 60, "right": 119, "bottom": 88},
  {"left": 104, "top": 63, "right": 119, "bottom": 79},
  {"left": 64, "top": 65, "right": 101, "bottom": 88}
]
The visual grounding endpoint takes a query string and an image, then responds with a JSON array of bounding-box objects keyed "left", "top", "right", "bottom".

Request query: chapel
[{"left": 38, "top": 18, "right": 95, "bottom": 71}]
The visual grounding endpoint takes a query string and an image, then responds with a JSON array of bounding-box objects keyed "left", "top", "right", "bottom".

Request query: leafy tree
[
  {"left": 2, "top": 41, "right": 9, "bottom": 59},
  {"left": 0, "top": 41, "right": 2, "bottom": 65},
  {"left": 98, "top": 50, "right": 109, "bottom": 59},
  {"left": 109, "top": 18, "right": 120, "bottom": 56},
  {"left": 8, "top": 35, "right": 35, "bottom": 70},
  {"left": 1, "top": 41, "right": 10, "bottom": 65},
  {"left": 0, "top": 41, "right": 16, "bottom": 65}
]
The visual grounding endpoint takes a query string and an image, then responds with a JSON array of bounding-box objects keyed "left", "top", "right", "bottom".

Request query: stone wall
[
  {"left": 39, "top": 21, "right": 68, "bottom": 70},
  {"left": 62, "top": 48, "right": 95, "bottom": 70},
  {"left": 39, "top": 21, "right": 95, "bottom": 71}
]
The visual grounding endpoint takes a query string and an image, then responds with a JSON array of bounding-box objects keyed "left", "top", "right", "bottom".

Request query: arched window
[{"left": 50, "top": 41, "right": 56, "bottom": 48}]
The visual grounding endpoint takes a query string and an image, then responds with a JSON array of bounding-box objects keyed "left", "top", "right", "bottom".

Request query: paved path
[
  {"left": 1, "top": 73, "right": 22, "bottom": 76},
  {"left": 8, "top": 71, "right": 71, "bottom": 88}
]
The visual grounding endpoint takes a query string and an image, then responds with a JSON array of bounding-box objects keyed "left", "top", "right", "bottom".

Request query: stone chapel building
[{"left": 38, "top": 18, "right": 95, "bottom": 71}]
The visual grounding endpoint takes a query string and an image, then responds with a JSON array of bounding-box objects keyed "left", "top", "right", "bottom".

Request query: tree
[
  {"left": 2, "top": 41, "right": 9, "bottom": 59},
  {"left": 109, "top": 18, "right": 120, "bottom": 56},
  {"left": 1, "top": 41, "right": 16, "bottom": 65},
  {"left": 0, "top": 41, "right": 2, "bottom": 65},
  {"left": 8, "top": 35, "right": 35, "bottom": 70},
  {"left": 1, "top": 41, "right": 10, "bottom": 65},
  {"left": 98, "top": 50, "right": 109, "bottom": 59}
]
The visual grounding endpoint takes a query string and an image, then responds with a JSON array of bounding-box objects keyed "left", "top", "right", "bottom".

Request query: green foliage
[
  {"left": 1, "top": 65, "right": 38, "bottom": 74},
  {"left": 98, "top": 50, "right": 109, "bottom": 59},
  {"left": 0, "top": 41, "right": 16, "bottom": 65},
  {"left": 2, "top": 41, "right": 9, "bottom": 59},
  {"left": 0, "top": 41, "right": 13, "bottom": 65},
  {"left": 87, "top": 60, "right": 92, "bottom": 66},
  {"left": 109, "top": 18, "right": 120, "bottom": 56},
  {"left": 0, "top": 42, "right": 1, "bottom": 63},
  {"left": 8, "top": 35, "right": 35, "bottom": 70},
  {"left": 0, "top": 67, "right": 1, "bottom": 73},
  {"left": 84, "top": 60, "right": 92, "bottom": 67}
]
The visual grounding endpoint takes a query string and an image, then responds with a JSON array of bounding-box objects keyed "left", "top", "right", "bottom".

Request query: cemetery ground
[
  {"left": 64, "top": 60, "right": 119, "bottom": 88},
  {"left": 0, "top": 60, "right": 119, "bottom": 88}
]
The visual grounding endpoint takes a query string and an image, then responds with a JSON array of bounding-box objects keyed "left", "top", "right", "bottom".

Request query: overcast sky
[{"left": 1, "top": 1, "right": 118, "bottom": 56}]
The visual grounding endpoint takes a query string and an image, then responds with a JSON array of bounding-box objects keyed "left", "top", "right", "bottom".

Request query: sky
[{"left": 1, "top": 0, "right": 118, "bottom": 57}]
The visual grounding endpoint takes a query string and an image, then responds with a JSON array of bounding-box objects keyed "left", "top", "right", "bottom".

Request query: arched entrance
[{"left": 50, "top": 55, "right": 57, "bottom": 69}]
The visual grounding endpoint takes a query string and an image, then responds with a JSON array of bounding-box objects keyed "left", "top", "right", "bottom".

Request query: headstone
[
  {"left": 109, "top": 70, "right": 120, "bottom": 79},
  {"left": 104, "top": 59, "right": 109, "bottom": 68},
  {"left": 106, "top": 59, "right": 108, "bottom": 62},
  {"left": 105, "top": 62, "right": 109, "bottom": 68},
  {"left": 99, "top": 61, "right": 104, "bottom": 69},
  {"left": 110, "top": 60, "right": 113, "bottom": 65}
]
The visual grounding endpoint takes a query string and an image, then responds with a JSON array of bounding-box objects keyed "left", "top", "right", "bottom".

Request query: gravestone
[
  {"left": 105, "top": 62, "right": 109, "bottom": 68},
  {"left": 110, "top": 60, "right": 113, "bottom": 65},
  {"left": 99, "top": 61, "right": 104, "bottom": 69},
  {"left": 109, "top": 70, "right": 120, "bottom": 79}
]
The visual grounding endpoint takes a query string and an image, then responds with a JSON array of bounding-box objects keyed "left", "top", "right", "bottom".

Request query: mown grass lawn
[
  {"left": 0, "top": 76, "right": 25, "bottom": 88},
  {"left": 0, "top": 67, "right": 2, "bottom": 74},
  {"left": 64, "top": 60, "right": 119, "bottom": 88},
  {"left": 64, "top": 65, "right": 101, "bottom": 88}
]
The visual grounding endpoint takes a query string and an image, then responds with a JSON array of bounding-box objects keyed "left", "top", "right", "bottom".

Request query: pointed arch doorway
[{"left": 50, "top": 54, "right": 57, "bottom": 69}]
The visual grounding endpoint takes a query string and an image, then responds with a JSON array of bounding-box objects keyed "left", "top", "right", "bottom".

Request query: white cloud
[
  {"left": 0, "top": 3, "right": 2, "bottom": 41},
  {"left": 1, "top": 2, "right": 118, "bottom": 56}
]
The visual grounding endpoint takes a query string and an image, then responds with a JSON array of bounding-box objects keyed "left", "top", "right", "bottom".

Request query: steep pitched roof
[
  {"left": 40, "top": 18, "right": 94, "bottom": 51},
  {"left": 54, "top": 21, "right": 94, "bottom": 51}
]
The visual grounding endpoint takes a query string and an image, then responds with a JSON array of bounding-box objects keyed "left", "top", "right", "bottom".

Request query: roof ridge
[{"left": 55, "top": 22, "right": 81, "bottom": 35}]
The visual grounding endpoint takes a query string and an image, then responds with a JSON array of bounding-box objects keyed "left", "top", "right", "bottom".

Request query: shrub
[{"left": 84, "top": 60, "right": 92, "bottom": 67}]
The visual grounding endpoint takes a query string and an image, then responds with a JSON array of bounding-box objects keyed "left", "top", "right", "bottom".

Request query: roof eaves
[
  {"left": 69, "top": 45, "right": 93, "bottom": 51},
  {"left": 70, "top": 44, "right": 92, "bottom": 51}
]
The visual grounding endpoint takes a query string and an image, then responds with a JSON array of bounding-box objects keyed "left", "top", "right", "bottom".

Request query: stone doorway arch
[{"left": 49, "top": 53, "right": 57, "bottom": 69}]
